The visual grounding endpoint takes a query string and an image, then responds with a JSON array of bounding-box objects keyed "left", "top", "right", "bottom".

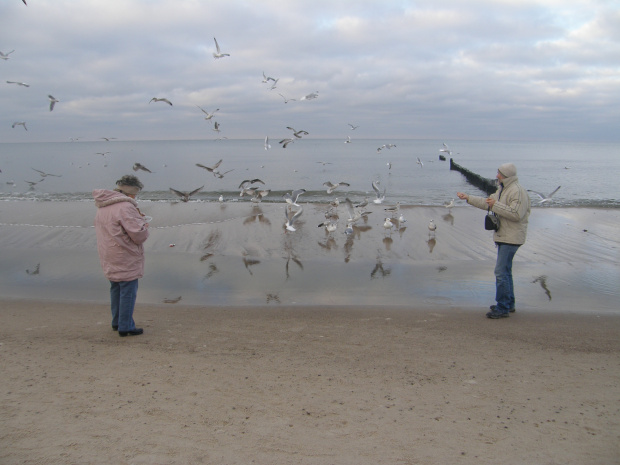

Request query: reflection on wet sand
[
  {"left": 533, "top": 275, "right": 552, "bottom": 301},
  {"left": 427, "top": 237, "right": 436, "bottom": 253}
]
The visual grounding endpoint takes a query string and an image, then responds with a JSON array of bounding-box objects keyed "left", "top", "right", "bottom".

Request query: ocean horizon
[{"left": 1, "top": 138, "right": 619, "bottom": 208}]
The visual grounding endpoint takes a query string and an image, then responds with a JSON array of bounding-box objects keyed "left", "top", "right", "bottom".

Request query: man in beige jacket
[{"left": 457, "top": 163, "right": 531, "bottom": 318}]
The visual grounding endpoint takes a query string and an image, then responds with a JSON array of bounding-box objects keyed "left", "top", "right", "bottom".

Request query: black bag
[{"left": 485, "top": 208, "right": 500, "bottom": 231}]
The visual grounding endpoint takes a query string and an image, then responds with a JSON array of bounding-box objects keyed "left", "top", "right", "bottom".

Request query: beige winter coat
[{"left": 466, "top": 175, "right": 531, "bottom": 245}]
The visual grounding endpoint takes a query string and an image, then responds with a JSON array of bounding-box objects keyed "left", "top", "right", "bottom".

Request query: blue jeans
[
  {"left": 110, "top": 279, "right": 139, "bottom": 332},
  {"left": 494, "top": 243, "right": 520, "bottom": 313}
]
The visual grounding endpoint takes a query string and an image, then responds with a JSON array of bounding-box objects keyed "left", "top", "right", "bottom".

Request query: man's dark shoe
[
  {"left": 112, "top": 325, "right": 118, "bottom": 331},
  {"left": 119, "top": 328, "right": 144, "bottom": 337},
  {"left": 486, "top": 310, "right": 509, "bottom": 319},
  {"left": 490, "top": 305, "right": 515, "bottom": 313}
]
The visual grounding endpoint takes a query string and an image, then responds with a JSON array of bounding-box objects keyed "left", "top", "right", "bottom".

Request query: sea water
[{"left": 1, "top": 138, "right": 618, "bottom": 207}]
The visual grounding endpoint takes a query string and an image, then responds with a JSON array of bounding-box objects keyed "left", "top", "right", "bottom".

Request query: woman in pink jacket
[{"left": 94, "top": 175, "right": 149, "bottom": 336}]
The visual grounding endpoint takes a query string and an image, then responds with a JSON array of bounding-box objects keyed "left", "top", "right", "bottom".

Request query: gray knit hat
[{"left": 498, "top": 163, "right": 517, "bottom": 178}]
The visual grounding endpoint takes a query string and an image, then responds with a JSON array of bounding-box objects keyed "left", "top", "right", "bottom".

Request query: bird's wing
[
  {"left": 169, "top": 188, "right": 185, "bottom": 198},
  {"left": 214, "top": 37, "right": 221, "bottom": 53},
  {"left": 549, "top": 186, "right": 561, "bottom": 197},
  {"left": 189, "top": 185, "right": 205, "bottom": 196}
]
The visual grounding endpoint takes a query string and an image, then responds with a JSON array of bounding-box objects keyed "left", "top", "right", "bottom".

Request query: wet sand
[{"left": 0, "top": 200, "right": 618, "bottom": 311}]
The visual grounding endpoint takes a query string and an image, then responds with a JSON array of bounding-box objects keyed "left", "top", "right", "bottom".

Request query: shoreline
[
  {"left": 1, "top": 299, "right": 619, "bottom": 464},
  {"left": 0, "top": 201, "right": 618, "bottom": 312}
]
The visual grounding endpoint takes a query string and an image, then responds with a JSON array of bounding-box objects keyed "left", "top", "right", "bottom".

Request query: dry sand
[{"left": 1, "top": 300, "right": 619, "bottom": 464}]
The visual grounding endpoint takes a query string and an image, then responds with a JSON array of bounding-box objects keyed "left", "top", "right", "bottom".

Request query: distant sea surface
[{"left": 1, "top": 139, "right": 618, "bottom": 207}]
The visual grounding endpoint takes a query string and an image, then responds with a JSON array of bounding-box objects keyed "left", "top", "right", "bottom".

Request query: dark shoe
[
  {"left": 119, "top": 328, "right": 144, "bottom": 337},
  {"left": 490, "top": 305, "right": 515, "bottom": 313},
  {"left": 112, "top": 325, "right": 118, "bottom": 331},
  {"left": 486, "top": 310, "right": 509, "bottom": 319}
]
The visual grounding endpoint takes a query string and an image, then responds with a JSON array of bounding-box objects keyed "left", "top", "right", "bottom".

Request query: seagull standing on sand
[
  {"left": 150, "top": 97, "right": 173, "bottom": 106},
  {"left": 323, "top": 181, "right": 350, "bottom": 194},
  {"left": 528, "top": 186, "right": 561, "bottom": 204},
  {"left": 384, "top": 202, "right": 400, "bottom": 215},
  {"left": 12, "top": 122, "right": 27, "bottom": 130},
  {"left": 0, "top": 50, "right": 15, "bottom": 60},
  {"left": 212, "top": 37, "right": 230, "bottom": 59},
  {"left": 169, "top": 185, "right": 204, "bottom": 202},
  {"left": 318, "top": 219, "right": 338, "bottom": 234},
  {"left": 428, "top": 219, "right": 437, "bottom": 236},
  {"left": 48, "top": 95, "right": 59, "bottom": 111}
]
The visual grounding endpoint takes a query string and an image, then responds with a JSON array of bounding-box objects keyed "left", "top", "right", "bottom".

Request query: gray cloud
[{"left": 1, "top": 0, "right": 618, "bottom": 142}]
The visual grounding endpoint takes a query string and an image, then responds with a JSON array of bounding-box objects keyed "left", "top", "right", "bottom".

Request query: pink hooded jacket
[{"left": 93, "top": 189, "right": 149, "bottom": 282}]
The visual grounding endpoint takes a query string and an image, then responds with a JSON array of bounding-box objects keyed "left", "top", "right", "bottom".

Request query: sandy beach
[
  {"left": 1, "top": 300, "right": 619, "bottom": 464},
  {"left": 1, "top": 201, "right": 619, "bottom": 463}
]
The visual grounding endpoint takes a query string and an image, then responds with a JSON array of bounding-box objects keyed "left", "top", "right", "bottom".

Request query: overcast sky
[{"left": 1, "top": 0, "right": 619, "bottom": 143}]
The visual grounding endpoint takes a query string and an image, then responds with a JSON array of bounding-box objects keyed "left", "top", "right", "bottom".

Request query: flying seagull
[
  {"left": 48, "top": 95, "right": 59, "bottom": 111},
  {"left": 264, "top": 136, "right": 271, "bottom": 150},
  {"left": 196, "top": 105, "right": 219, "bottom": 120},
  {"left": 196, "top": 159, "right": 223, "bottom": 174},
  {"left": 323, "top": 181, "right": 350, "bottom": 194},
  {"left": 348, "top": 123, "right": 359, "bottom": 130},
  {"left": 300, "top": 91, "right": 319, "bottom": 101},
  {"left": 149, "top": 97, "right": 172, "bottom": 106},
  {"left": 12, "top": 121, "right": 27, "bottom": 130},
  {"left": 169, "top": 185, "right": 204, "bottom": 202},
  {"left": 279, "top": 137, "right": 295, "bottom": 148},
  {"left": 278, "top": 93, "right": 295, "bottom": 104},
  {"left": 528, "top": 186, "right": 561, "bottom": 204},
  {"left": 133, "top": 163, "right": 152, "bottom": 173},
  {"left": 439, "top": 143, "right": 452, "bottom": 156},
  {"left": 283, "top": 189, "right": 306, "bottom": 207},
  {"left": 31, "top": 168, "right": 62, "bottom": 178},
  {"left": 287, "top": 126, "right": 309, "bottom": 138},
  {"left": 0, "top": 50, "right": 15, "bottom": 60},
  {"left": 284, "top": 206, "right": 303, "bottom": 232},
  {"left": 372, "top": 180, "right": 386, "bottom": 204},
  {"left": 6, "top": 80, "right": 29, "bottom": 87},
  {"left": 262, "top": 72, "right": 276, "bottom": 83},
  {"left": 212, "top": 37, "right": 230, "bottom": 59}
]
